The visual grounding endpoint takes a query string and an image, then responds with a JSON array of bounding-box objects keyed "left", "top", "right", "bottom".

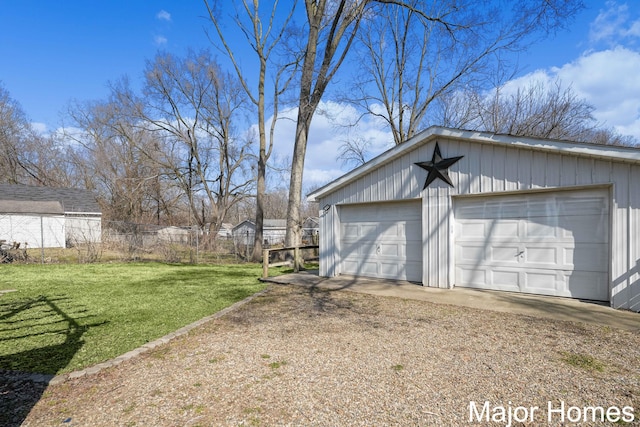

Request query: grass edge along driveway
[{"left": 0, "top": 263, "right": 267, "bottom": 375}]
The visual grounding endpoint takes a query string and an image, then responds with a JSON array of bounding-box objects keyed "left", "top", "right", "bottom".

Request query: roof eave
[{"left": 307, "top": 126, "right": 640, "bottom": 202}]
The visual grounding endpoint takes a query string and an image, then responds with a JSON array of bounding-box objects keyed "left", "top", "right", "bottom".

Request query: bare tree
[
  {"left": 204, "top": 0, "right": 298, "bottom": 260},
  {"left": 116, "top": 50, "right": 254, "bottom": 238},
  {"left": 0, "top": 83, "right": 69, "bottom": 186},
  {"left": 437, "top": 80, "right": 638, "bottom": 145},
  {"left": 479, "top": 81, "right": 595, "bottom": 140},
  {"left": 348, "top": 0, "right": 585, "bottom": 145},
  {"left": 337, "top": 135, "right": 372, "bottom": 167},
  {"left": 64, "top": 98, "right": 171, "bottom": 223},
  {"left": 0, "top": 83, "right": 31, "bottom": 183}
]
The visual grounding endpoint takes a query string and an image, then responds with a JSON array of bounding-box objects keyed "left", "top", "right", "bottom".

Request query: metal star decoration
[{"left": 414, "top": 142, "right": 464, "bottom": 189}]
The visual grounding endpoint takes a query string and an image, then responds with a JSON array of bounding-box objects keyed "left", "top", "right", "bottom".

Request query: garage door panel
[
  {"left": 457, "top": 200, "right": 525, "bottom": 219},
  {"left": 458, "top": 244, "right": 486, "bottom": 262},
  {"left": 377, "top": 223, "right": 404, "bottom": 238},
  {"left": 525, "top": 221, "right": 557, "bottom": 238},
  {"left": 455, "top": 189, "right": 609, "bottom": 301},
  {"left": 557, "top": 196, "right": 607, "bottom": 215},
  {"left": 568, "top": 244, "right": 608, "bottom": 270},
  {"left": 456, "top": 266, "right": 487, "bottom": 286},
  {"left": 341, "top": 203, "right": 421, "bottom": 222},
  {"left": 492, "top": 270, "right": 520, "bottom": 288},
  {"left": 343, "top": 259, "right": 378, "bottom": 276},
  {"left": 340, "top": 201, "right": 422, "bottom": 282},
  {"left": 404, "top": 263, "right": 423, "bottom": 281},
  {"left": 493, "top": 221, "right": 519, "bottom": 237},
  {"left": 490, "top": 270, "right": 521, "bottom": 292},
  {"left": 378, "top": 243, "right": 400, "bottom": 257},
  {"left": 524, "top": 246, "right": 558, "bottom": 265},
  {"left": 405, "top": 221, "right": 422, "bottom": 238},
  {"left": 567, "top": 271, "right": 609, "bottom": 300},
  {"left": 360, "top": 224, "right": 378, "bottom": 236},
  {"left": 380, "top": 262, "right": 400, "bottom": 277},
  {"left": 559, "top": 216, "right": 608, "bottom": 242},
  {"left": 524, "top": 271, "right": 559, "bottom": 293},
  {"left": 491, "top": 245, "right": 520, "bottom": 263},
  {"left": 406, "top": 241, "right": 422, "bottom": 256},
  {"left": 459, "top": 222, "right": 486, "bottom": 238},
  {"left": 341, "top": 240, "right": 374, "bottom": 256},
  {"left": 343, "top": 224, "right": 359, "bottom": 238}
]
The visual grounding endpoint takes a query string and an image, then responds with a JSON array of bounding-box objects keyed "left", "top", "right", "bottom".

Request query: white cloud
[
  {"left": 54, "top": 125, "right": 89, "bottom": 148},
  {"left": 553, "top": 47, "right": 640, "bottom": 133},
  {"left": 30, "top": 122, "right": 48, "bottom": 135},
  {"left": 156, "top": 10, "right": 171, "bottom": 22},
  {"left": 500, "top": 2, "right": 640, "bottom": 141},
  {"left": 590, "top": 1, "right": 640, "bottom": 44},
  {"left": 154, "top": 35, "right": 168, "bottom": 46}
]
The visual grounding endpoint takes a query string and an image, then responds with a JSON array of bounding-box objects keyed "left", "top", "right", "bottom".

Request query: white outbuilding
[
  {"left": 0, "top": 184, "right": 102, "bottom": 248},
  {"left": 308, "top": 127, "right": 640, "bottom": 312}
]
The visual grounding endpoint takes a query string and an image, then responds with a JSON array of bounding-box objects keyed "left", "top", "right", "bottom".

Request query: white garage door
[
  {"left": 454, "top": 189, "right": 609, "bottom": 301},
  {"left": 340, "top": 201, "right": 422, "bottom": 282}
]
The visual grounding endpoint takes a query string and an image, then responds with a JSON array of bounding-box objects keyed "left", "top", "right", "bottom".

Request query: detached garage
[{"left": 308, "top": 127, "right": 640, "bottom": 312}]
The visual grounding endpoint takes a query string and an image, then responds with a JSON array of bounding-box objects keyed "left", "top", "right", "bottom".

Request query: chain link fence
[{"left": 1, "top": 218, "right": 250, "bottom": 264}]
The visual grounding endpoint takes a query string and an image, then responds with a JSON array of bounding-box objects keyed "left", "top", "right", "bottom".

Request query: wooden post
[
  {"left": 294, "top": 246, "right": 300, "bottom": 273},
  {"left": 262, "top": 249, "right": 269, "bottom": 279}
]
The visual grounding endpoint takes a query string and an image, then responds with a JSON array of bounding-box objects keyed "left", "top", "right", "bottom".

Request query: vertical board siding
[
  {"left": 517, "top": 150, "right": 532, "bottom": 191},
  {"left": 317, "top": 136, "right": 639, "bottom": 309},
  {"left": 319, "top": 205, "right": 339, "bottom": 277},
  {"left": 319, "top": 208, "right": 329, "bottom": 277},
  {"left": 531, "top": 151, "right": 547, "bottom": 189},
  {"left": 0, "top": 214, "right": 66, "bottom": 248},
  {"left": 629, "top": 166, "right": 640, "bottom": 311},
  {"left": 611, "top": 168, "right": 629, "bottom": 309},
  {"left": 561, "top": 155, "right": 578, "bottom": 186},
  {"left": 491, "top": 145, "right": 507, "bottom": 192},
  {"left": 480, "top": 144, "right": 493, "bottom": 192}
]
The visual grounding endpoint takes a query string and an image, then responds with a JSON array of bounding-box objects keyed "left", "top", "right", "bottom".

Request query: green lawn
[{"left": 0, "top": 263, "right": 268, "bottom": 375}]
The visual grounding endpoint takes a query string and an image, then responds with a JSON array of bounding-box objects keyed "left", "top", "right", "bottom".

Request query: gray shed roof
[
  {"left": 0, "top": 184, "right": 101, "bottom": 214},
  {"left": 0, "top": 200, "right": 64, "bottom": 215},
  {"left": 232, "top": 219, "right": 287, "bottom": 232},
  {"left": 264, "top": 219, "right": 286, "bottom": 229}
]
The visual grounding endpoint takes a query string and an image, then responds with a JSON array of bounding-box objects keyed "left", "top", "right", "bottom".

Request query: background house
[
  {"left": 309, "top": 126, "right": 640, "bottom": 312},
  {"left": 232, "top": 219, "right": 288, "bottom": 247},
  {"left": 302, "top": 216, "right": 319, "bottom": 244},
  {"left": 0, "top": 184, "right": 102, "bottom": 248},
  {"left": 215, "top": 223, "right": 233, "bottom": 239}
]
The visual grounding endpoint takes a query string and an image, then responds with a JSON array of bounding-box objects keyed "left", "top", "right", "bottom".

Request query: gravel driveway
[{"left": 12, "top": 284, "right": 640, "bottom": 426}]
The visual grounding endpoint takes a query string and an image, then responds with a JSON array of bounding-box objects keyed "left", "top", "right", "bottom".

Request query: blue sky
[
  {"left": 0, "top": 1, "right": 211, "bottom": 126},
  {"left": 1, "top": 1, "right": 639, "bottom": 187}
]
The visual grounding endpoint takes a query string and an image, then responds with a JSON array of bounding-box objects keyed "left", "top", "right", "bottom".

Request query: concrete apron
[{"left": 262, "top": 271, "right": 640, "bottom": 333}]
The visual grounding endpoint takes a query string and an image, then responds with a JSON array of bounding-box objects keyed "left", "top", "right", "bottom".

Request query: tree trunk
[
  {"left": 252, "top": 152, "right": 265, "bottom": 261},
  {"left": 285, "top": 108, "right": 312, "bottom": 269}
]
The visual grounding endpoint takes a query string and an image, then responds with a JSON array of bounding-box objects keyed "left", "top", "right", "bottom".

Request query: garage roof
[{"left": 308, "top": 126, "right": 640, "bottom": 202}]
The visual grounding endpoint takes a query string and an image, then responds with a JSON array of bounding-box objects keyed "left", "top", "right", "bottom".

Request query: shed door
[
  {"left": 454, "top": 189, "right": 610, "bottom": 301},
  {"left": 340, "top": 201, "right": 422, "bottom": 282}
]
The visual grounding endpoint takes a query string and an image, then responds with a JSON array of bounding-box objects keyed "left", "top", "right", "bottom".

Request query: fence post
[
  {"left": 40, "top": 215, "right": 45, "bottom": 264},
  {"left": 294, "top": 246, "right": 300, "bottom": 273},
  {"left": 262, "top": 249, "right": 269, "bottom": 279}
]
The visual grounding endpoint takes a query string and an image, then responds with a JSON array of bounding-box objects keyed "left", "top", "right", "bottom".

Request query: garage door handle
[
  {"left": 376, "top": 245, "right": 381, "bottom": 254},
  {"left": 516, "top": 250, "right": 524, "bottom": 257}
]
